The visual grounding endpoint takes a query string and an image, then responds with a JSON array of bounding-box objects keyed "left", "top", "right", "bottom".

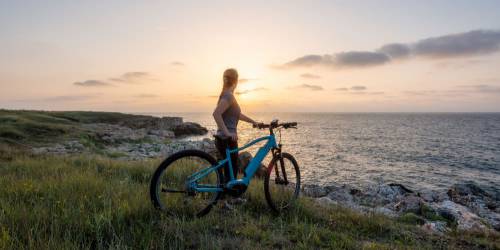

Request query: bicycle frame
[{"left": 187, "top": 134, "right": 278, "bottom": 193}]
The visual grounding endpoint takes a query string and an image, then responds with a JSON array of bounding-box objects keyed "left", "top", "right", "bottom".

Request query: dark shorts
[{"left": 214, "top": 135, "right": 239, "bottom": 183}]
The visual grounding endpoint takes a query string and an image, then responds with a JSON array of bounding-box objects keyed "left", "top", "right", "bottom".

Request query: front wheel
[
  {"left": 264, "top": 152, "right": 301, "bottom": 213},
  {"left": 149, "top": 150, "right": 223, "bottom": 217}
]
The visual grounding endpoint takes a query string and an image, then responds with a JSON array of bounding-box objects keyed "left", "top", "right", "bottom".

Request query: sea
[{"left": 146, "top": 112, "right": 500, "bottom": 194}]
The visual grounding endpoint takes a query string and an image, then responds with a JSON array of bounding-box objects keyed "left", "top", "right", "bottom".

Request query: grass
[
  {"left": 1, "top": 148, "right": 499, "bottom": 249},
  {"left": 0, "top": 110, "right": 174, "bottom": 158},
  {"left": 0, "top": 110, "right": 87, "bottom": 145}
]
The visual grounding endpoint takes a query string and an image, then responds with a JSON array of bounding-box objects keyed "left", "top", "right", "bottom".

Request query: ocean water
[{"left": 149, "top": 112, "right": 500, "bottom": 193}]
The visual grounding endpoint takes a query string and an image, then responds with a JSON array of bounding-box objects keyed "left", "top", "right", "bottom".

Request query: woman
[{"left": 212, "top": 68, "right": 260, "bottom": 184}]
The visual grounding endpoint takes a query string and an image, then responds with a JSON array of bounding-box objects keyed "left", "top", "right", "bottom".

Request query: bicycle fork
[{"left": 272, "top": 145, "right": 289, "bottom": 185}]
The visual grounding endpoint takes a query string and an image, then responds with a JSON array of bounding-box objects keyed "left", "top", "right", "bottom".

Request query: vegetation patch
[{"left": 0, "top": 148, "right": 498, "bottom": 249}]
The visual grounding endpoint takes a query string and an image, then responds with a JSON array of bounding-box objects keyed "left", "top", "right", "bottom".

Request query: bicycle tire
[
  {"left": 150, "top": 150, "right": 223, "bottom": 217},
  {"left": 264, "top": 152, "right": 301, "bottom": 213}
]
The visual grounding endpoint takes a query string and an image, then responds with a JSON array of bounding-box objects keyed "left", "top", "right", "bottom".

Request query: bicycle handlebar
[{"left": 253, "top": 121, "right": 298, "bottom": 130}]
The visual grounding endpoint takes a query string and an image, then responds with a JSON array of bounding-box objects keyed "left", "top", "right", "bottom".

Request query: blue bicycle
[{"left": 150, "top": 120, "right": 300, "bottom": 217}]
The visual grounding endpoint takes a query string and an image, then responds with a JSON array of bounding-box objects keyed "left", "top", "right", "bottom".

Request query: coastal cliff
[{"left": 0, "top": 109, "right": 214, "bottom": 159}]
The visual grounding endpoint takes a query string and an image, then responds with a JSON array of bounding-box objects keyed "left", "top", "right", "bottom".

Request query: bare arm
[
  {"left": 212, "top": 98, "right": 234, "bottom": 139},
  {"left": 239, "top": 113, "right": 258, "bottom": 125}
]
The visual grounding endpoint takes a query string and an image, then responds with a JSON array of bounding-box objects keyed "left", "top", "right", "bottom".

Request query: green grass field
[{"left": 1, "top": 149, "right": 499, "bottom": 250}]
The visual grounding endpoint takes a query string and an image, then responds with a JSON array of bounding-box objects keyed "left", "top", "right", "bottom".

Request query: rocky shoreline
[
  {"left": 302, "top": 181, "right": 500, "bottom": 234},
  {"left": 32, "top": 117, "right": 215, "bottom": 159}
]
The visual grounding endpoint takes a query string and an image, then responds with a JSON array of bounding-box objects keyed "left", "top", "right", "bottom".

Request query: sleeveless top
[{"left": 216, "top": 90, "right": 241, "bottom": 135}]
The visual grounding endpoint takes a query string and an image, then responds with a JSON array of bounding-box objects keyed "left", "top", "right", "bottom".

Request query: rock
[
  {"left": 306, "top": 181, "right": 500, "bottom": 233},
  {"left": 302, "top": 184, "right": 329, "bottom": 198},
  {"left": 388, "top": 183, "right": 414, "bottom": 193},
  {"left": 418, "top": 190, "right": 448, "bottom": 202},
  {"left": 374, "top": 207, "right": 398, "bottom": 217},
  {"left": 358, "top": 183, "right": 412, "bottom": 206},
  {"left": 447, "top": 181, "right": 499, "bottom": 211},
  {"left": 316, "top": 196, "right": 337, "bottom": 206},
  {"left": 101, "top": 138, "right": 218, "bottom": 160},
  {"left": 348, "top": 187, "right": 363, "bottom": 196},
  {"left": 148, "top": 129, "right": 174, "bottom": 138},
  {"left": 32, "top": 140, "right": 85, "bottom": 155},
  {"left": 327, "top": 188, "right": 354, "bottom": 204},
  {"left": 447, "top": 181, "right": 500, "bottom": 231},
  {"left": 64, "top": 140, "right": 85, "bottom": 152},
  {"left": 172, "top": 122, "right": 208, "bottom": 137},
  {"left": 118, "top": 116, "right": 183, "bottom": 130},
  {"left": 322, "top": 184, "right": 344, "bottom": 194},
  {"left": 379, "top": 184, "right": 408, "bottom": 200},
  {"left": 448, "top": 181, "right": 490, "bottom": 199},
  {"left": 394, "top": 194, "right": 424, "bottom": 214},
  {"left": 418, "top": 192, "right": 434, "bottom": 202},
  {"left": 83, "top": 123, "right": 147, "bottom": 143},
  {"left": 422, "top": 221, "right": 449, "bottom": 234},
  {"left": 237, "top": 151, "right": 267, "bottom": 178},
  {"left": 433, "top": 200, "right": 488, "bottom": 232}
]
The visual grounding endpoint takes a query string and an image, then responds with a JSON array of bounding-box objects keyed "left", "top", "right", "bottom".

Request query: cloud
[
  {"left": 171, "top": 61, "right": 184, "bottom": 66},
  {"left": 335, "top": 51, "right": 390, "bottom": 67},
  {"left": 334, "top": 85, "right": 367, "bottom": 91},
  {"left": 377, "top": 43, "right": 411, "bottom": 59},
  {"left": 402, "top": 84, "right": 500, "bottom": 98},
  {"left": 333, "top": 86, "right": 385, "bottom": 96},
  {"left": 286, "top": 52, "right": 390, "bottom": 68},
  {"left": 74, "top": 71, "right": 155, "bottom": 87},
  {"left": 236, "top": 87, "right": 268, "bottom": 95},
  {"left": 474, "top": 77, "right": 500, "bottom": 84},
  {"left": 11, "top": 94, "right": 100, "bottom": 103},
  {"left": 239, "top": 78, "right": 259, "bottom": 83},
  {"left": 403, "top": 90, "right": 437, "bottom": 96},
  {"left": 286, "top": 55, "right": 326, "bottom": 67},
  {"left": 133, "top": 94, "right": 159, "bottom": 98},
  {"left": 351, "top": 85, "right": 367, "bottom": 91},
  {"left": 403, "top": 89, "right": 470, "bottom": 98},
  {"left": 281, "top": 29, "right": 500, "bottom": 70},
  {"left": 413, "top": 30, "right": 500, "bottom": 58},
  {"left": 349, "top": 91, "right": 384, "bottom": 95},
  {"left": 108, "top": 78, "right": 125, "bottom": 83},
  {"left": 300, "top": 73, "right": 322, "bottom": 79},
  {"left": 290, "top": 84, "right": 324, "bottom": 91},
  {"left": 458, "top": 84, "right": 500, "bottom": 93},
  {"left": 43, "top": 95, "right": 96, "bottom": 102},
  {"left": 109, "top": 71, "right": 153, "bottom": 83},
  {"left": 73, "top": 80, "right": 111, "bottom": 87},
  {"left": 434, "top": 59, "right": 487, "bottom": 69}
]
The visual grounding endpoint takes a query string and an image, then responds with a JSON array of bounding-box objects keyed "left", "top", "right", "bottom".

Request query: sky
[{"left": 1, "top": 0, "right": 500, "bottom": 112}]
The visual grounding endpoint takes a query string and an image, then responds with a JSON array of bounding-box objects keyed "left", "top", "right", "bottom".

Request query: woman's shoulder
[{"left": 220, "top": 91, "right": 236, "bottom": 102}]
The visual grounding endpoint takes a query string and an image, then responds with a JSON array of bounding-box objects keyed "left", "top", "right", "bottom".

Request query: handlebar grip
[
  {"left": 283, "top": 122, "right": 298, "bottom": 128},
  {"left": 254, "top": 123, "right": 269, "bottom": 129}
]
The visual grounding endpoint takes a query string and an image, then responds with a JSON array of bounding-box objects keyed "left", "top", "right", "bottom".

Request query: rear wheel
[
  {"left": 149, "top": 150, "right": 223, "bottom": 217},
  {"left": 264, "top": 152, "right": 301, "bottom": 213}
]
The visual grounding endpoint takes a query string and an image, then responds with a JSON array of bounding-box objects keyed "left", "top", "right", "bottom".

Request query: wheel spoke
[
  {"left": 150, "top": 152, "right": 222, "bottom": 217},
  {"left": 161, "top": 188, "right": 187, "bottom": 193}
]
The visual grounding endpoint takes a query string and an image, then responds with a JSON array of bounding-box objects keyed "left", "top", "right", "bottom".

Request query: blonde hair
[{"left": 222, "top": 68, "right": 238, "bottom": 89}]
